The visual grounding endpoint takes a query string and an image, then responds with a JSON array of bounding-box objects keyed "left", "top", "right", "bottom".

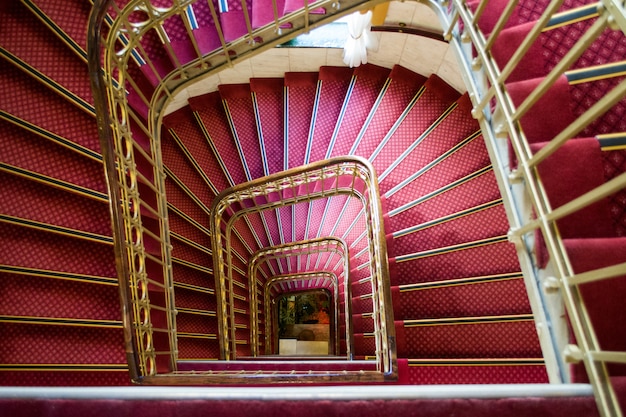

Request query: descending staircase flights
[{"left": 1, "top": 0, "right": 626, "bottom": 415}]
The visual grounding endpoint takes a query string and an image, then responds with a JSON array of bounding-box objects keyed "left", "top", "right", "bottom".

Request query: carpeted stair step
[
  {"left": 0, "top": 2, "right": 93, "bottom": 109},
  {"left": 162, "top": 12, "right": 200, "bottom": 66},
  {"left": 135, "top": 28, "right": 176, "bottom": 87},
  {"left": 393, "top": 273, "right": 531, "bottom": 320},
  {"left": 219, "top": 83, "right": 265, "bottom": 181},
  {"left": 190, "top": 92, "right": 248, "bottom": 185},
  {"left": 0, "top": 221, "right": 128, "bottom": 384},
  {"left": 25, "top": 0, "right": 92, "bottom": 56},
  {"left": 160, "top": 129, "right": 216, "bottom": 211},
  {"left": 398, "top": 315, "right": 542, "bottom": 358},
  {"left": 0, "top": 271, "right": 119, "bottom": 322},
  {"left": 382, "top": 132, "right": 491, "bottom": 209},
  {"left": 188, "top": 0, "right": 222, "bottom": 55},
  {"left": 164, "top": 108, "right": 232, "bottom": 194},
  {"left": 393, "top": 236, "right": 521, "bottom": 286},
  {"left": 176, "top": 311, "right": 219, "bottom": 338},
  {"left": 0, "top": 62, "right": 100, "bottom": 154},
  {"left": 351, "top": 291, "right": 374, "bottom": 315},
  {"left": 0, "top": 172, "right": 110, "bottom": 239},
  {"left": 405, "top": 358, "right": 549, "bottom": 384},
  {"left": 531, "top": 137, "right": 615, "bottom": 239},
  {"left": 285, "top": 72, "right": 319, "bottom": 169},
  {"left": 250, "top": 77, "right": 286, "bottom": 175},
  {"left": 350, "top": 263, "right": 373, "bottom": 291},
  {"left": 0, "top": 119, "right": 107, "bottom": 197},
  {"left": 391, "top": 199, "right": 510, "bottom": 255},
  {"left": 386, "top": 166, "right": 502, "bottom": 232},
  {"left": 306, "top": 66, "right": 355, "bottom": 164},
  {"left": 508, "top": 74, "right": 626, "bottom": 148},
  {"left": 123, "top": 59, "right": 157, "bottom": 119},
  {"left": 329, "top": 63, "right": 391, "bottom": 157},
  {"left": 351, "top": 65, "right": 427, "bottom": 158},
  {"left": 352, "top": 313, "right": 375, "bottom": 334},
  {"left": 367, "top": 74, "right": 461, "bottom": 172},
  {"left": 327, "top": 197, "right": 367, "bottom": 240},
  {"left": 530, "top": 137, "right": 617, "bottom": 265},
  {"left": 563, "top": 237, "right": 626, "bottom": 382},
  {"left": 0, "top": 321, "right": 126, "bottom": 370},
  {"left": 252, "top": 0, "right": 287, "bottom": 29},
  {"left": 218, "top": 0, "right": 253, "bottom": 42},
  {"left": 377, "top": 94, "right": 480, "bottom": 192}
]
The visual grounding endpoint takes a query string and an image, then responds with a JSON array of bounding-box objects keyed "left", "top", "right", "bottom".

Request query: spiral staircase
[{"left": 1, "top": 0, "right": 626, "bottom": 416}]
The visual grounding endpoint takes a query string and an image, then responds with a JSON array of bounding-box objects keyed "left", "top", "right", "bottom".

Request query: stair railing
[
  {"left": 264, "top": 272, "right": 340, "bottom": 356},
  {"left": 249, "top": 237, "right": 351, "bottom": 357},
  {"left": 211, "top": 156, "right": 396, "bottom": 381},
  {"left": 435, "top": 0, "right": 626, "bottom": 415},
  {"left": 88, "top": 0, "right": 387, "bottom": 384}
]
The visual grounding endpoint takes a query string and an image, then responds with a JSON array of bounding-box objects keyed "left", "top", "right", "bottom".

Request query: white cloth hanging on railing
[{"left": 343, "top": 10, "right": 378, "bottom": 68}]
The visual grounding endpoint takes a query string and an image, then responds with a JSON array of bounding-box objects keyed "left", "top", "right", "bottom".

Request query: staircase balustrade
[
  {"left": 264, "top": 272, "right": 340, "bottom": 355},
  {"left": 211, "top": 156, "right": 396, "bottom": 380},
  {"left": 248, "top": 237, "right": 350, "bottom": 357},
  {"left": 84, "top": 0, "right": 624, "bottom": 409},
  {"left": 87, "top": 0, "right": 387, "bottom": 384},
  {"left": 439, "top": 0, "right": 626, "bottom": 415}
]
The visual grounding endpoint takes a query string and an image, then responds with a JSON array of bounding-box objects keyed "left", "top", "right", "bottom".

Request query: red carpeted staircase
[
  {"left": 2, "top": 0, "right": 626, "bottom": 414},
  {"left": 1, "top": 0, "right": 548, "bottom": 382}
]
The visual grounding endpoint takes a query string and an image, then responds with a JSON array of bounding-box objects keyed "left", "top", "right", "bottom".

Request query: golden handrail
[
  {"left": 88, "top": 0, "right": 383, "bottom": 383},
  {"left": 211, "top": 156, "right": 396, "bottom": 375},
  {"left": 249, "top": 237, "right": 351, "bottom": 357},
  {"left": 264, "top": 271, "right": 340, "bottom": 356},
  {"left": 442, "top": 0, "right": 626, "bottom": 415}
]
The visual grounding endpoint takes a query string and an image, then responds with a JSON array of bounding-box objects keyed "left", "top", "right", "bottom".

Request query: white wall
[{"left": 166, "top": 1, "right": 465, "bottom": 114}]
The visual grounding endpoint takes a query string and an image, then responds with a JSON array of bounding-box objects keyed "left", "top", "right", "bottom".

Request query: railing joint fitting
[
  {"left": 470, "top": 106, "right": 484, "bottom": 121},
  {"left": 495, "top": 124, "right": 509, "bottom": 139},
  {"left": 563, "top": 344, "right": 584, "bottom": 363},
  {"left": 508, "top": 170, "right": 523, "bottom": 184},
  {"left": 471, "top": 56, "right": 482, "bottom": 71},
  {"left": 542, "top": 276, "right": 561, "bottom": 293},
  {"left": 507, "top": 229, "right": 522, "bottom": 246},
  {"left": 461, "top": 31, "right": 471, "bottom": 43}
]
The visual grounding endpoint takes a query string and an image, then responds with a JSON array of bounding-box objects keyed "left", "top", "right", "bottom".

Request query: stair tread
[
  {"left": 251, "top": 77, "right": 286, "bottom": 175},
  {"left": 352, "top": 65, "right": 427, "bottom": 159},
  {"left": 392, "top": 200, "right": 509, "bottom": 255},
  {"left": 329, "top": 64, "right": 391, "bottom": 157},
  {"left": 307, "top": 66, "right": 354, "bottom": 163},
  {"left": 394, "top": 238, "right": 521, "bottom": 286},
  {"left": 0, "top": 64, "right": 101, "bottom": 153},
  {"left": 399, "top": 318, "right": 542, "bottom": 359},
  {"left": 1, "top": 3, "right": 93, "bottom": 107},
  {"left": 395, "top": 276, "right": 530, "bottom": 320},
  {"left": 285, "top": 72, "right": 318, "bottom": 169}
]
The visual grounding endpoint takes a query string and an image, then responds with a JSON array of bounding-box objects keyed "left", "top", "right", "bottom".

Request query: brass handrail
[
  {"left": 249, "top": 237, "right": 351, "bottom": 357},
  {"left": 211, "top": 156, "right": 396, "bottom": 376},
  {"left": 88, "top": 0, "right": 382, "bottom": 384},
  {"left": 264, "top": 272, "right": 340, "bottom": 356},
  {"left": 440, "top": 0, "right": 626, "bottom": 415}
]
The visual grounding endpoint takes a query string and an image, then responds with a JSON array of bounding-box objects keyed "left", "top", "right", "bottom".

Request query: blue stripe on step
[
  {"left": 186, "top": 6, "right": 199, "bottom": 29},
  {"left": 218, "top": 0, "right": 228, "bottom": 13}
]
